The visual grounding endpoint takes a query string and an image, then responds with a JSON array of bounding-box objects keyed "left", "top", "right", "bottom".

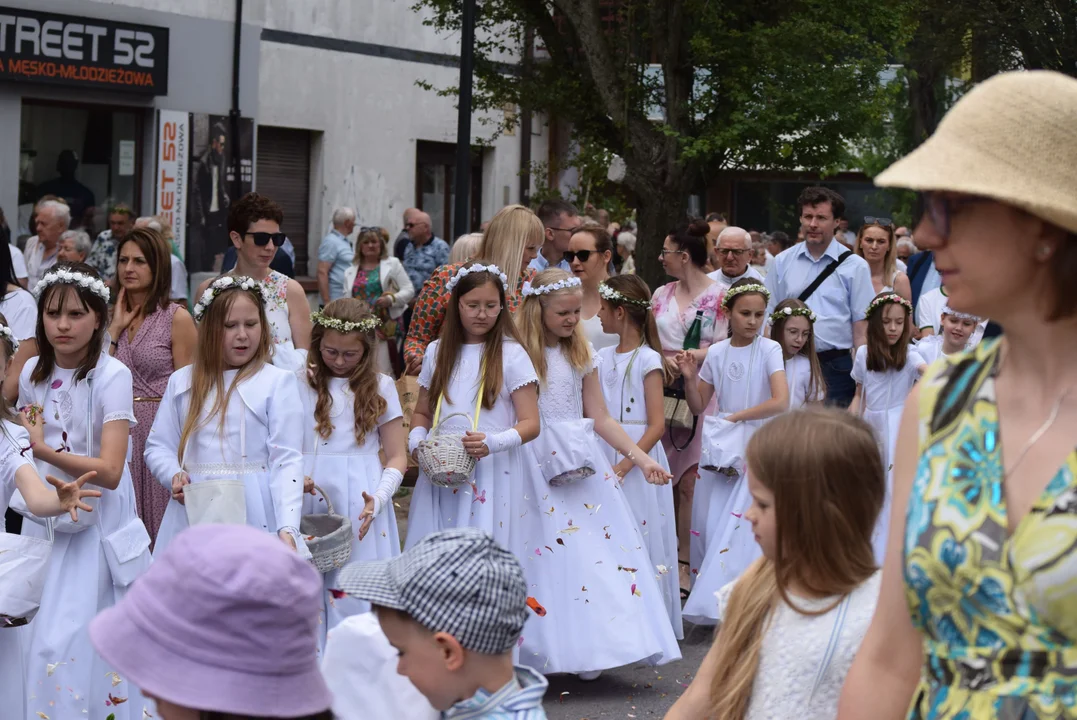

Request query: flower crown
[
  {"left": 522, "top": 276, "right": 582, "bottom": 298},
  {"left": 942, "top": 305, "right": 981, "bottom": 323},
  {"left": 311, "top": 310, "right": 380, "bottom": 334},
  {"left": 769, "top": 306, "right": 816, "bottom": 325},
  {"left": 865, "top": 293, "right": 913, "bottom": 318},
  {"left": 0, "top": 324, "right": 19, "bottom": 352},
  {"left": 32, "top": 269, "right": 110, "bottom": 304},
  {"left": 598, "top": 282, "right": 651, "bottom": 309},
  {"left": 446, "top": 263, "right": 509, "bottom": 294},
  {"left": 193, "top": 276, "right": 266, "bottom": 321},
  {"left": 721, "top": 283, "right": 770, "bottom": 310}
]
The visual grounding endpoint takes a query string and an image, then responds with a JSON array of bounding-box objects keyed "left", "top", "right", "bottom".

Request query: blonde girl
[
  {"left": 667, "top": 408, "right": 884, "bottom": 720},
  {"left": 406, "top": 262, "right": 540, "bottom": 549},
  {"left": 512, "top": 268, "right": 680, "bottom": 678},
  {"left": 769, "top": 298, "right": 826, "bottom": 409},
  {"left": 850, "top": 292, "right": 926, "bottom": 562},
  {"left": 146, "top": 276, "right": 306, "bottom": 555},
  {"left": 298, "top": 298, "right": 407, "bottom": 648},
  {"left": 595, "top": 273, "right": 682, "bottom": 635},
  {"left": 16, "top": 263, "right": 150, "bottom": 720}
]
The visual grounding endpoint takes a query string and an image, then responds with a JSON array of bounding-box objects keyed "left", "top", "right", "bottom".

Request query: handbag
[
  {"left": 663, "top": 378, "right": 699, "bottom": 451},
  {"left": 531, "top": 376, "right": 596, "bottom": 487},
  {"left": 0, "top": 528, "right": 52, "bottom": 621},
  {"left": 181, "top": 402, "right": 249, "bottom": 527},
  {"left": 699, "top": 338, "right": 757, "bottom": 475}
]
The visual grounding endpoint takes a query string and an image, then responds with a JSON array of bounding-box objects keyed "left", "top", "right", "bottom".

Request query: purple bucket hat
[{"left": 89, "top": 524, "right": 331, "bottom": 717}]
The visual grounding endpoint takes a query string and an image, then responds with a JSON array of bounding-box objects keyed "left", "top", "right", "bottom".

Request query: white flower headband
[
  {"left": 193, "top": 275, "right": 266, "bottom": 321},
  {"left": 598, "top": 282, "right": 651, "bottom": 309},
  {"left": 522, "top": 276, "right": 582, "bottom": 298},
  {"left": 721, "top": 283, "right": 770, "bottom": 310},
  {"left": 445, "top": 264, "right": 509, "bottom": 294},
  {"left": 866, "top": 293, "right": 913, "bottom": 318},
  {"left": 942, "top": 305, "right": 981, "bottom": 323},
  {"left": 769, "top": 306, "right": 817, "bottom": 325},
  {"left": 311, "top": 310, "right": 380, "bottom": 334},
  {"left": 0, "top": 324, "right": 19, "bottom": 352},
  {"left": 32, "top": 269, "right": 110, "bottom": 304}
]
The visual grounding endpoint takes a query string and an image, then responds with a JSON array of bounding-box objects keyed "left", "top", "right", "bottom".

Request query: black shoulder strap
[
  {"left": 907, "top": 251, "right": 932, "bottom": 281},
  {"left": 798, "top": 250, "right": 853, "bottom": 303}
]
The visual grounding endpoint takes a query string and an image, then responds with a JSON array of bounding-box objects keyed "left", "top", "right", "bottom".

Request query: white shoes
[{"left": 577, "top": 671, "right": 602, "bottom": 682}]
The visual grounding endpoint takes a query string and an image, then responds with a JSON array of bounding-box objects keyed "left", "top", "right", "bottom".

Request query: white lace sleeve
[
  {"left": 639, "top": 347, "right": 664, "bottom": 377},
  {"left": 715, "top": 579, "right": 737, "bottom": 624},
  {"left": 503, "top": 342, "right": 538, "bottom": 393},
  {"left": 587, "top": 342, "right": 601, "bottom": 374},
  {"left": 417, "top": 340, "right": 438, "bottom": 390}
]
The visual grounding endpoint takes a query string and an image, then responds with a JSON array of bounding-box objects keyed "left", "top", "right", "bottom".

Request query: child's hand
[
  {"left": 303, "top": 475, "right": 316, "bottom": 495},
  {"left": 462, "top": 431, "right": 490, "bottom": 459},
  {"left": 612, "top": 459, "right": 633, "bottom": 483},
  {"left": 638, "top": 457, "right": 673, "bottom": 485},
  {"left": 171, "top": 472, "right": 191, "bottom": 504},
  {"left": 18, "top": 406, "right": 45, "bottom": 445},
  {"left": 357, "top": 491, "right": 376, "bottom": 540},
  {"left": 47, "top": 471, "right": 101, "bottom": 522},
  {"left": 278, "top": 530, "right": 298, "bottom": 551},
  {"left": 674, "top": 351, "right": 697, "bottom": 380}
]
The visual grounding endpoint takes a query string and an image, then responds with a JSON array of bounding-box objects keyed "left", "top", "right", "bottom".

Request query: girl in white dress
[
  {"left": 850, "top": 292, "right": 927, "bottom": 562},
  {"left": 667, "top": 409, "right": 884, "bottom": 720},
  {"left": 594, "top": 274, "right": 682, "bottom": 637},
  {"left": 0, "top": 315, "right": 102, "bottom": 720},
  {"left": 406, "top": 262, "right": 540, "bottom": 550},
  {"left": 147, "top": 276, "right": 306, "bottom": 554},
  {"left": 914, "top": 305, "right": 981, "bottom": 365},
  {"left": 298, "top": 298, "right": 407, "bottom": 648},
  {"left": 15, "top": 264, "right": 151, "bottom": 720},
  {"left": 513, "top": 269, "right": 680, "bottom": 678},
  {"left": 677, "top": 279, "right": 787, "bottom": 614},
  {"left": 768, "top": 299, "right": 826, "bottom": 410}
]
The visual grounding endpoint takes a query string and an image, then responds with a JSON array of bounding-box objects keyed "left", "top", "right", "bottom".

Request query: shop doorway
[
  {"left": 415, "top": 141, "right": 484, "bottom": 242},
  {"left": 18, "top": 100, "right": 143, "bottom": 240}
]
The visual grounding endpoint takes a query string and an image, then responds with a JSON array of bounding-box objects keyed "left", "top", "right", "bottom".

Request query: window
[{"left": 415, "top": 141, "right": 483, "bottom": 241}]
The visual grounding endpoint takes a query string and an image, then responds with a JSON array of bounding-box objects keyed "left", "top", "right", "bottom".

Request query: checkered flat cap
[{"left": 338, "top": 527, "right": 528, "bottom": 655}]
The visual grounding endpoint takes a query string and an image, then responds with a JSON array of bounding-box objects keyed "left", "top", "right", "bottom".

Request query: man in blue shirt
[
  {"left": 530, "top": 199, "right": 580, "bottom": 273},
  {"left": 318, "top": 206, "right": 356, "bottom": 304},
  {"left": 402, "top": 211, "right": 449, "bottom": 294},
  {"left": 765, "top": 187, "right": 876, "bottom": 407}
]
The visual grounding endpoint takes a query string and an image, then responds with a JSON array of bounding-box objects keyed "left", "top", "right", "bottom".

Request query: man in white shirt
[
  {"left": 24, "top": 200, "right": 67, "bottom": 287},
  {"left": 765, "top": 187, "right": 876, "bottom": 407},
  {"left": 707, "top": 226, "right": 765, "bottom": 288},
  {"left": 530, "top": 199, "right": 580, "bottom": 273}
]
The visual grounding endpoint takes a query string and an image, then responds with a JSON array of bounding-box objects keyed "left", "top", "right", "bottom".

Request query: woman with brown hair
[
  {"left": 109, "top": 227, "right": 197, "bottom": 541},
  {"left": 666, "top": 408, "right": 884, "bottom": 719},
  {"left": 341, "top": 227, "right": 414, "bottom": 375},
  {"left": 854, "top": 218, "right": 911, "bottom": 299},
  {"left": 403, "top": 204, "right": 542, "bottom": 373},
  {"left": 566, "top": 224, "right": 619, "bottom": 350}
]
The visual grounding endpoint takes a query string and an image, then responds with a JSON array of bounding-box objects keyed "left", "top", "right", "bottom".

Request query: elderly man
[
  {"left": 707, "top": 226, "right": 765, "bottom": 288},
  {"left": 88, "top": 203, "right": 134, "bottom": 281},
  {"left": 57, "top": 230, "right": 92, "bottom": 263},
  {"left": 401, "top": 211, "right": 449, "bottom": 295},
  {"left": 764, "top": 187, "right": 875, "bottom": 407},
  {"left": 24, "top": 200, "right": 68, "bottom": 287},
  {"left": 318, "top": 207, "right": 357, "bottom": 304},
  {"left": 531, "top": 199, "right": 580, "bottom": 272}
]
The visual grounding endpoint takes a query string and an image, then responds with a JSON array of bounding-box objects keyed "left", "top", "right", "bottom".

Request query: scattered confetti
[
  {"left": 731, "top": 512, "right": 742, "bottom": 518},
  {"left": 656, "top": 565, "right": 670, "bottom": 575},
  {"left": 556, "top": 538, "right": 565, "bottom": 546},
  {"left": 617, "top": 565, "right": 638, "bottom": 573},
  {"left": 544, "top": 506, "right": 555, "bottom": 516},
  {"left": 545, "top": 545, "right": 554, "bottom": 553},
  {"left": 47, "top": 662, "right": 64, "bottom": 676},
  {"left": 559, "top": 526, "right": 580, "bottom": 535},
  {"left": 107, "top": 694, "right": 128, "bottom": 706},
  {"left": 105, "top": 671, "right": 122, "bottom": 687},
  {"left": 584, "top": 503, "right": 600, "bottom": 511},
  {"left": 719, "top": 548, "right": 730, "bottom": 554},
  {"left": 690, "top": 529, "right": 701, "bottom": 537},
  {"left": 633, "top": 585, "right": 642, "bottom": 597},
  {"left": 36, "top": 713, "right": 49, "bottom": 720},
  {"left": 517, "top": 636, "right": 525, "bottom": 647},
  {"left": 559, "top": 691, "right": 570, "bottom": 704},
  {"left": 534, "top": 548, "right": 542, "bottom": 556},
  {"left": 329, "top": 589, "right": 347, "bottom": 599},
  {"left": 526, "top": 597, "right": 547, "bottom": 617}
]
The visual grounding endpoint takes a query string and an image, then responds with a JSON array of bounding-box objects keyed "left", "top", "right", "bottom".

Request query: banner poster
[{"left": 155, "top": 110, "right": 188, "bottom": 258}]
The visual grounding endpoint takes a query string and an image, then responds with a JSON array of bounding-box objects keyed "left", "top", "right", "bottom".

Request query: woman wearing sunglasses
[
  {"left": 854, "top": 217, "right": 911, "bottom": 300},
  {"left": 839, "top": 71, "right": 1077, "bottom": 720},
  {"left": 195, "top": 192, "right": 312, "bottom": 371},
  {"left": 565, "top": 225, "right": 619, "bottom": 350}
]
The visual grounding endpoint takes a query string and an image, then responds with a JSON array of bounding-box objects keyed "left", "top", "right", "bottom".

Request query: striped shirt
[{"left": 442, "top": 665, "right": 548, "bottom": 719}]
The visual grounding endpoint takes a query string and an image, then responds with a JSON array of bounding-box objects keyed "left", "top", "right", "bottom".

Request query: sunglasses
[
  {"left": 864, "top": 216, "right": 893, "bottom": 227},
  {"left": 247, "top": 231, "right": 286, "bottom": 247},
  {"left": 563, "top": 250, "right": 598, "bottom": 263},
  {"left": 359, "top": 226, "right": 381, "bottom": 234}
]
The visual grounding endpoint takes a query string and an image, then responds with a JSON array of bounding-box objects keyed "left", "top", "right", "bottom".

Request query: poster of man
[{"left": 187, "top": 113, "right": 253, "bottom": 273}]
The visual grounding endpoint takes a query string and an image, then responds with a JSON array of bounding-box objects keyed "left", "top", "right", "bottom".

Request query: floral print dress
[{"left": 905, "top": 338, "right": 1077, "bottom": 719}]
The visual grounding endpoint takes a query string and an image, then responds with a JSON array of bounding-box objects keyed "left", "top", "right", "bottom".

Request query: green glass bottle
[{"left": 683, "top": 309, "right": 704, "bottom": 350}]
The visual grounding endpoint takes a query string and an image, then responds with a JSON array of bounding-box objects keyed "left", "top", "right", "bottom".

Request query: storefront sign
[
  {"left": 155, "top": 110, "right": 188, "bottom": 257},
  {"left": 0, "top": 8, "right": 169, "bottom": 94}
]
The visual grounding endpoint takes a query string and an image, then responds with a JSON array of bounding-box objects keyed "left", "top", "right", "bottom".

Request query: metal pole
[
  {"left": 229, "top": 0, "right": 244, "bottom": 202},
  {"left": 519, "top": 25, "right": 533, "bottom": 206},
  {"left": 453, "top": 0, "right": 476, "bottom": 240}
]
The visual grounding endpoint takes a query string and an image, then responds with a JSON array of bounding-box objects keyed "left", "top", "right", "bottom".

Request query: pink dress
[
  {"left": 651, "top": 281, "right": 727, "bottom": 482},
  {"left": 115, "top": 302, "right": 180, "bottom": 542}
]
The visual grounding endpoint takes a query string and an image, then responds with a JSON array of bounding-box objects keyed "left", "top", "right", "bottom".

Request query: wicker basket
[
  {"left": 415, "top": 412, "right": 477, "bottom": 488},
  {"left": 300, "top": 485, "right": 354, "bottom": 574}
]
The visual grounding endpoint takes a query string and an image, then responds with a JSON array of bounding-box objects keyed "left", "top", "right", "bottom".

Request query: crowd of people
[{"left": 0, "top": 69, "right": 1074, "bottom": 720}]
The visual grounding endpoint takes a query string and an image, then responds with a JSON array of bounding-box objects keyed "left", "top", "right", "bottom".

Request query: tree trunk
[{"left": 633, "top": 182, "right": 691, "bottom": 292}]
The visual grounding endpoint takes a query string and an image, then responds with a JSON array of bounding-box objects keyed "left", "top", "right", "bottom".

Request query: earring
[{"left": 1038, "top": 244, "right": 1052, "bottom": 259}]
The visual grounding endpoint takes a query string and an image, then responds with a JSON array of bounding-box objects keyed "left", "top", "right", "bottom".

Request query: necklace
[{"left": 1004, "top": 385, "right": 1073, "bottom": 477}]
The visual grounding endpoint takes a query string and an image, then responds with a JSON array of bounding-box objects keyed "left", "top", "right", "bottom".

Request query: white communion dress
[
  {"left": 297, "top": 371, "right": 403, "bottom": 650},
  {"left": 512, "top": 346, "right": 681, "bottom": 675},
  {"left": 14, "top": 352, "right": 151, "bottom": 720},
  {"left": 785, "top": 353, "right": 824, "bottom": 410},
  {"left": 596, "top": 344, "right": 682, "bottom": 638},
  {"left": 406, "top": 339, "right": 538, "bottom": 550},
  {"left": 146, "top": 362, "right": 306, "bottom": 554},
  {"left": 0, "top": 420, "right": 34, "bottom": 720}
]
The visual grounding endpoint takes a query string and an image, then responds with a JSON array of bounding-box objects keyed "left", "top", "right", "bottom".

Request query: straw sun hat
[{"left": 876, "top": 70, "right": 1077, "bottom": 235}]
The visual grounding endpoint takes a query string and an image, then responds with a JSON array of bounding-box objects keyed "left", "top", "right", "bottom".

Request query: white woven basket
[
  {"left": 300, "top": 485, "right": 353, "bottom": 574},
  {"left": 415, "top": 412, "right": 477, "bottom": 488}
]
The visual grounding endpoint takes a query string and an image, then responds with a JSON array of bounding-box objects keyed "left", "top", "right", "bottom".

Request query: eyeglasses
[
  {"left": 563, "top": 250, "right": 596, "bottom": 263},
  {"left": 864, "top": 216, "right": 893, "bottom": 227},
  {"left": 460, "top": 301, "right": 502, "bottom": 318},
  {"left": 716, "top": 248, "right": 749, "bottom": 257},
  {"left": 246, "top": 231, "right": 286, "bottom": 247},
  {"left": 922, "top": 192, "right": 984, "bottom": 239},
  {"left": 659, "top": 248, "right": 685, "bottom": 257},
  {"left": 359, "top": 226, "right": 382, "bottom": 235}
]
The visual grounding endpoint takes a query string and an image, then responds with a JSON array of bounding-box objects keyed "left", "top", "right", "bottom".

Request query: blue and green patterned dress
[{"left": 905, "top": 338, "right": 1077, "bottom": 719}]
